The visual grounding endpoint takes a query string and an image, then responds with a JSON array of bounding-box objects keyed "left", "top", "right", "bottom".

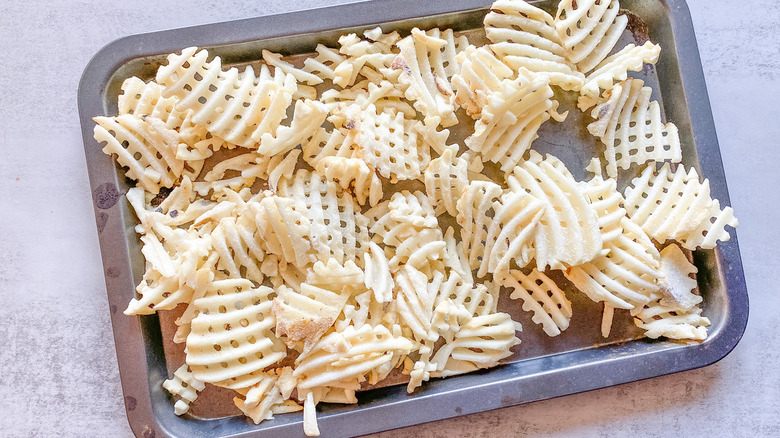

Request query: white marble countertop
[{"left": 0, "top": 0, "right": 777, "bottom": 436}]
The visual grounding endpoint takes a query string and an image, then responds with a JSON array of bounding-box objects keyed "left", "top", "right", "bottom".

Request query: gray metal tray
[{"left": 77, "top": 0, "right": 748, "bottom": 436}]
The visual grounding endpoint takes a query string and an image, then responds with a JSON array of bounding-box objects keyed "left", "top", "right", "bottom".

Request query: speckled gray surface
[{"left": 0, "top": 0, "right": 777, "bottom": 436}]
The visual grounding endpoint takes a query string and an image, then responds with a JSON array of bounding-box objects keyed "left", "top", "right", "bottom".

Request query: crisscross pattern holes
[
  {"left": 587, "top": 78, "right": 681, "bottom": 178},
  {"left": 624, "top": 163, "right": 738, "bottom": 249},
  {"left": 155, "top": 47, "right": 296, "bottom": 147},
  {"left": 508, "top": 152, "right": 602, "bottom": 270},
  {"left": 186, "top": 281, "right": 286, "bottom": 389},
  {"left": 465, "top": 69, "right": 562, "bottom": 172},
  {"left": 499, "top": 268, "right": 572, "bottom": 337},
  {"left": 555, "top": 0, "right": 629, "bottom": 73},
  {"left": 564, "top": 216, "right": 661, "bottom": 309},
  {"left": 94, "top": 114, "right": 184, "bottom": 194},
  {"left": 356, "top": 105, "right": 431, "bottom": 181},
  {"left": 485, "top": 0, "right": 584, "bottom": 90}
]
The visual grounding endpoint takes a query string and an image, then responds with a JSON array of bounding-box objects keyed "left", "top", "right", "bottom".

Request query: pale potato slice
[
  {"left": 355, "top": 104, "right": 431, "bottom": 182},
  {"left": 631, "top": 245, "right": 710, "bottom": 340},
  {"left": 578, "top": 174, "right": 626, "bottom": 247},
  {"left": 162, "top": 364, "right": 205, "bottom": 416},
  {"left": 508, "top": 152, "right": 602, "bottom": 270},
  {"left": 186, "top": 281, "right": 286, "bottom": 389},
  {"left": 315, "top": 156, "right": 383, "bottom": 207},
  {"left": 555, "top": 0, "right": 628, "bottom": 73},
  {"left": 233, "top": 367, "right": 301, "bottom": 424},
  {"left": 588, "top": 79, "right": 682, "bottom": 177},
  {"left": 465, "top": 68, "right": 565, "bottom": 172},
  {"left": 564, "top": 216, "right": 662, "bottom": 309},
  {"left": 430, "top": 312, "right": 521, "bottom": 377},
  {"left": 578, "top": 42, "right": 662, "bottom": 110},
  {"left": 393, "top": 28, "right": 468, "bottom": 127},
  {"left": 485, "top": 0, "right": 584, "bottom": 90},
  {"left": 93, "top": 114, "right": 185, "bottom": 194},
  {"left": 451, "top": 45, "right": 514, "bottom": 118},
  {"left": 273, "top": 283, "right": 350, "bottom": 353},
  {"left": 155, "top": 47, "right": 296, "bottom": 148},
  {"left": 424, "top": 147, "right": 470, "bottom": 217},
  {"left": 278, "top": 170, "right": 371, "bottom": 266},
  {"left": 498, "top": 268, "right": 572, "bottom": 337},
  {"left": 624, "top": 163, "right": 738, "bottom": 249}
]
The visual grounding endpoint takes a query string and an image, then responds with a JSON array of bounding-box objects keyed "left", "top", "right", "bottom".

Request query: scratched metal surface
[{"left": 74, "top": 0, "right": 748, "bottom": 436}]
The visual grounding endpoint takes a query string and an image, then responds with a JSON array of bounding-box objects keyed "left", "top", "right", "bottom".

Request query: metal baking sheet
[{"left": 77, "top": 0, "right": 748, "bottom": 436}]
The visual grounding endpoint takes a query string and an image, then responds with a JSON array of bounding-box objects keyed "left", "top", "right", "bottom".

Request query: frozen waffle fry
[
  {"left": 624, "top": 163, "right": 738, "bottom": 249},
  {"left": 485, "top": 0, "right": 584, "bottom": 90},
  {"left": 588, "top": 79, "right": 681, "bottom": 177},
  {"left": 555, "top": 0, "right": 628, "bottom": 73}
]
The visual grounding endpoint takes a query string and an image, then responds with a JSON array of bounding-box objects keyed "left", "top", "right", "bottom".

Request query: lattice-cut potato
[
  {"left": 355, "top": 104, "right": 431, "bottom": 182},
  {"left": 322, "top": 79, "right": 416, "bottom": 126},
  {"left": 335, "top": 289, "right": 387, "bottom": 332},
  {"left": 263, "top": 49, "right": 324, "bottom": 86},
  {"left": 564, "top": 216, "right": 661, "bottom": 309},
  {"left": 438, "top": 275, "right": 500, "bottom": 318},
  {"left": 302, "top": 44, "right": 346, "bottom": 82},
  {"left": 587, "top": 78, "right": 681, "bottom": 178},
  {"left": 457, "top": 181, "right": 503, "bottom": 272},
  {"left": 366, "top": 191, "right": 445, "bottom": 272},
  {"left": 554, "top": 0, "right": 629, "bottom": 73},
  {"left": 162, "top": 364, "right": 206, "bottom": 415},
  {"left": 457, "top": 181, "right": 546, "bottom": 277},
  {"left": 451, "top": 45, "right": 514, "bottom": 118},
  {"left": 579, "top": 174, "right": 626, "bottom": 247},
  {"left": 484, "top": 190, "right": 546, "bottom": 277},
  {"left": 387, "top": 190, "right": 439, "bottom": 231},
  {"left": 202, "top": 152, "right": 260, "bottom": 192},
  {"left": 632, "top": 245, "right": 709, "bottom": 340},
  {"left": 93, "top": 114, "right": 185, "bottom": 194},
  {"left": 251, "top": 195, "right": 313, "bottom": 268},
  {"left": 117, "top": 77, "right": 185, "bottom": 128},
  {"left": 302, "top": 127, "right": 360, "bottom": 168},
  {"left": 579, "top": 42, "right": 662, "bottom": 110},
  {"left": 278, "top": 170, "right": 370, "bottom": 266},
  {"left": 465, "top": 69, "right": 565, "bottom": 172},
  {"left": 393, "top": 28, "right": 468, "bottom": 127},
  {"left": 424, "top": 147, "right": 470, "bottom": 217},
  {"left": 272, "top": 283, "right": 350, "bottom": 353},
  {"left": 430, "top": 312, "right": 521, "bottom": 378},
  {"left": 307, "top": 259, "right": 365, "bottom": 288},
  {"left": 657, "top": 244, "right": 701, "bottom": 310},
  {"left": 211, "top": 215, "right": 266, "bottom": 284},
  {"left": 315, "top": 156, "right": 383, "bottom": 207},
  {"left": 624, "top": 163, "right": 738, "bottom": 249},
  {"left": 388, "top": 224, "right": 446, "bottom": 273},
  {"left": 395, "top": 265, "right": 440, "bottom": 342},
  {"left": 508, "top": 152, "right": 602, "bottom": 270},
  {"left": 484, "top": 0, "right": 584, "bottom": 90},
  {"left": 498, "top": 268, "right": 572, "bottom": 337},
  {"left": 336, "top": 27, "right": 401, "bottom": 87},
  {"left": 155, "top": 47, "right": 296, "bottom": 148},
  {"left": 186, "top": 280, "right": 286, "bottom": 389},
  {"left": 363, "top": 241, "right": 395, "bottom": 303},
  {"left": 258, "top": 99, "right": 327, "bottom": 156},
  {"left": 340, "top": 27, "right": 401, "bottom": 58},
  {"left": 676, "top": 197, "right": 739, "bottom": 250},
  {"left": 233, "top": 367, "right": 301, "bottom": 424},
  {"left": 123, "top": 203, "right": 212, "bottom": 315},
  {"left": 293, "top": 324, "right": 414, "bottom": 389},
  {"left": 126, "top": 254, "right": 193, "bottom": 315},
  {"left": 632, "top": 289, "right": 710, "bottom": 340}
]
